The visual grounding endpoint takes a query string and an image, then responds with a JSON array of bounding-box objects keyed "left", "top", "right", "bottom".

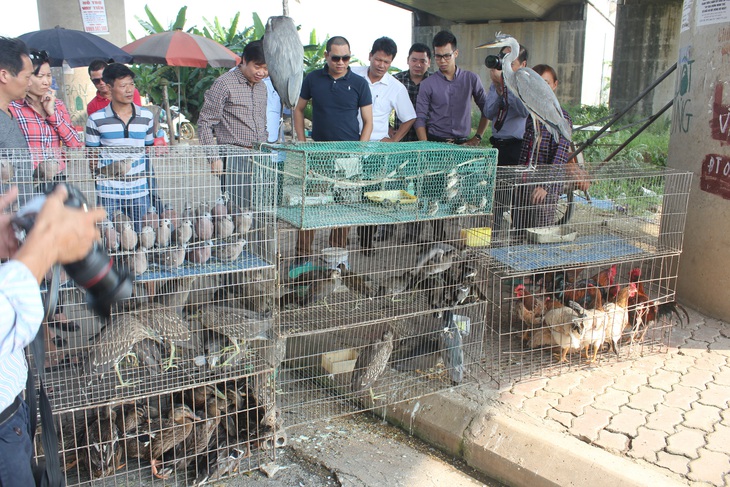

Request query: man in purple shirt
[{"left": 415, "top": 31, "right": 488, "bottom": 145}]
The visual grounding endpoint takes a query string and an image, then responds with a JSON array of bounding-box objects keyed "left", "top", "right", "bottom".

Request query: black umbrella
[{"left": 18, "top": 26, "right": 133, "bottom": 68}]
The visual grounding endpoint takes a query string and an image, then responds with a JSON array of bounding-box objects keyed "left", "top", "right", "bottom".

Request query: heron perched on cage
[
  {"left": 263, "top": 15, "right": 304, "bottom": 142},
  {"left": 477, "top": 32, "right": 572, "bottom": 169}
]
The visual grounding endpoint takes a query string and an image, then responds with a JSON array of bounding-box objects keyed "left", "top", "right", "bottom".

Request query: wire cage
[
  {"left": 276, "top": 217, "right": 491, "bottom": 336},
  {"left": 483, "top": 254, "right": 684, "bottom": 386},
  {"left": 35, "top": 375, "right": 277, "bottom": 486},
  {"left": 278, "top": 302, "right": 486, "bottom": 426},
  {"left": 489, "top": 163, "right": 692, "bottom": 275},
  {"left": 260, "top": 141, "right": 498, "bottom": 229}
]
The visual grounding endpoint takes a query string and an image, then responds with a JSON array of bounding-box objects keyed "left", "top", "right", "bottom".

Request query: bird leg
[
  {"left": 554, "top": 346, "right": 569, "bottom": 363},
  {"left": 114, "top": 356, "right": 141, "bottom": 389},
  {"left": 163, "top": 342, "right": 178, "bottom": 371},
  {"left": 215, "top": 340, "right": 242, "bottom": 367},
  {"left": 368, "top": 387, "right": 385, "bottom": 402},
  {"left": 528, "top": 117, "right": 541, "bottom": 170}
]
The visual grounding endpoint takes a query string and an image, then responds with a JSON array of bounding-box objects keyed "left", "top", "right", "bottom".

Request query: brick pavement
[{"left": 496, "top": 308, "right": 730, "bottom": 486}]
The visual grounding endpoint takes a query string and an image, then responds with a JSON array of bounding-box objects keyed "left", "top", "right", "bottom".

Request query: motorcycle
[{"left": 159, "top": 105, "right": 195, "bottom": 141}]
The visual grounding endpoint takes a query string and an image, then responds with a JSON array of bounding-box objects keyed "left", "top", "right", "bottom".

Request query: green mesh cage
[{"left": 261, "top": 141, "right": 498, "bottom": 229}]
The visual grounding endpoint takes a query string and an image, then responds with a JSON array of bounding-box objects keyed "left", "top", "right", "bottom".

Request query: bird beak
[{"left": 475, "top": 40, "right": 503, "bottom": 49}]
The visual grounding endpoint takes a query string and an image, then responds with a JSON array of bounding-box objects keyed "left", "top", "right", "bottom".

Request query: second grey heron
[
  {"left": 477, "top": 32, "right": 572, "bottom": 168},
  {"left": 263, "top": 16, "right": 304, "bottom": 142}
]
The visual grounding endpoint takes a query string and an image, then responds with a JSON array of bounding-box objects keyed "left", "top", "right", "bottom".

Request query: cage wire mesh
[
  {"left": 35, "top": 376, "right": 277, "bottom": 485},
  {"left": 278, "top": 304, "right": 486, "bottom": 427},
  {"left": 277, "top": 218, "right": 491, "bottom": 336},
  {"left": 490, "top": 163, "right": 692, "bottom": 274},
  {"left": 484, "top": 254, "right": 684, "bottom": 386},
  {"left": 1, "top": 146, "right": 282, "bottom": 484},
  {"left": 261, "top": 141, "right": 498, "bottom": 229}
]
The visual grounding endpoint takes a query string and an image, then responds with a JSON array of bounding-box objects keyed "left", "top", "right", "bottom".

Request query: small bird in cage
[
  {"left": 161, "top": 203, "right": 178, "bottom": 229},
  {"left": 214, "top": 213, "right": 235, "bottom": 239},
  {"left": 173, "top": 218, "right": 194, "bottom": 245},
  {"left": 283, "top": 267, "right": 342, "bottom": 309},
  {"left": 212, "top": 194, "right": 228, "bottom": 218},
  {"left": 156, "top": 218, "right": 172, "bottom": 247},
  {"left": 112, "top": 210, "right": 132, "bottom": 233},
  {"left": 194, "top": 211, "right": 214, "bottom": 241},
  {"left": 84, "top": 407, "right": 122, "bottom": 478},
  {"left": 411, "top": 243, "right": 460, "bottom": 283},
  {"left": 141, "top": 205, "right": 160, "bottom": 229},
  {"left": 0, "top": 158, "right": 14, "bottom": 183},
  {"left": 227, "top": 199, "right": 254, "bottom": 233},
  {"left": 376, "top": 272, "right": 413, "bottom": 301},
  {"left": 351, "top": 329, "right": 394, "bottom": 394},
  {"left": 212, "top": 236, "right": 246, "bottom": 262},
  {"left": 119, "top": 247, "right": 148, "bottom": 277},
  {"left": 139, "top": 225, "right": 156, "bottom": 249},
  {"left": 114, "top": 403, "right": 149, "bottom": 438},
  {"left": 119, "top": 221, "right": 138, "bottom": 251},
  {"left": 101, "top": 220, "right": 119, "bottom": 252},
  {"left": 338, "top": 263, "right": 376, "bottom": 300},
  {"left": 97, "top": 158, "right": 133, "bottom": 179},
  {"left": 150, "top": 245, "right": 186, "bottom": 270},
  {"left": 125, "top": 404, "right": 199, "bottom": 479},
  {"left": 33, "top": 156, "right": 59, "bottom": 181},
  {"left": 186, "top": 239, "right": 213, "bottom": 265}
]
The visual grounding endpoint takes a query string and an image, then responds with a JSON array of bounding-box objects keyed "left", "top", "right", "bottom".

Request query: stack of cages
[
  {"left": 260, "top": 141, "right": 498, "bottom": 425},
  {"left": 8, "top": 145, "right": 281, "bottom": 485},
  {"left": 485, "top": 162, "right": 692, "bottom": 385}
]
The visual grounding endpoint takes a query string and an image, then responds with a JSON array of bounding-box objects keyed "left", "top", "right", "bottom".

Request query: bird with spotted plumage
[{"left": 351, "top": 329, "right": 394, "bottom": 394}]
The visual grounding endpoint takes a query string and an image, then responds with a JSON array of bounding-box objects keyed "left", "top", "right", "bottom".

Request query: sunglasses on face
[
  {"left": 29, "top": 50, "right": 49, "bottom": 64},
  {"left": 91, "top": 78, "right": 105, "bottom": 85},
  {"left": 329, "top": 55, "right": 351, "bottom": 63}
]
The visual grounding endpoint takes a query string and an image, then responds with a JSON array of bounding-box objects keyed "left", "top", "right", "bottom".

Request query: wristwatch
[{"left": 474, "top": 133, "right": 483, "bottom": 141}]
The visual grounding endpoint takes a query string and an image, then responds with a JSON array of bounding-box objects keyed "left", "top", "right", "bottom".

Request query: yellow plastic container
[{"left": 461, "top": 227, "right": 492, "bottom": 247}]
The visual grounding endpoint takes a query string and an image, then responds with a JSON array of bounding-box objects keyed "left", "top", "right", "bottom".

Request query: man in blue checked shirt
[{"left": 86, "top": 63, "right": 155, "bottom": 231}]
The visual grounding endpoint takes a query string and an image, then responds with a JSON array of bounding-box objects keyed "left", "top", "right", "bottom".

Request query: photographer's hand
[
  {"left": 0, "top": 186, "right": 19, "bottom": 259},
  {"left": 15, "top": 185, "right": 106, "bottom": 283}
]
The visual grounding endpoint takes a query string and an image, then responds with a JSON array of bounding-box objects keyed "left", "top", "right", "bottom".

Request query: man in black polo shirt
[{"left": 293, "top": 36, "right": 373, "bottom": 258}]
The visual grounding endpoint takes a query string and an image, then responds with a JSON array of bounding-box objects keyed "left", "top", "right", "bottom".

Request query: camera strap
[{"left": 25, "top": 264, "right": 65, "bottom": 487}]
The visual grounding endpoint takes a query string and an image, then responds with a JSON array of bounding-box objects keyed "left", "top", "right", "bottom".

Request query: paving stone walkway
[{"left": 496, "top": 308, "right": 730, "bottom": 486}]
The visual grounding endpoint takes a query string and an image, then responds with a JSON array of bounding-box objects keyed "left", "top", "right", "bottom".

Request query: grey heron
[
  {"left": 263, "top": 16, "right": 304, "bottom": 142},
  {"left": 477, "top": 33, "right": 572, "bottom": 168}
]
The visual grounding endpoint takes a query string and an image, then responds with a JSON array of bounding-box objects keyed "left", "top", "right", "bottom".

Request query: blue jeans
[
  {"left": 98, "top": 194, "right": 152, "bottom": 232},
  {"left": 0, "top": 399, "right": 35, "bottom": 486}
]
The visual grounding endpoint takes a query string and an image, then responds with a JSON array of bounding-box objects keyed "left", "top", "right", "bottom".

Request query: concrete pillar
[
  {"left": 668, "top": 5, "right": 730, "bottom": 319},
  {"left": 35, "top": 0, "right": 127, "bottom": 127},
  {"left": 609, "top": 0, "right": 682, "bottom": 118}
]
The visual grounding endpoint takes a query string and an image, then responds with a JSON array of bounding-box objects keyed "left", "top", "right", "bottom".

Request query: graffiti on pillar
[
  {"left": 710, "top": 83, "right": 730, "bottom": 144},
  {"left": 671, "top": 47, "right": 694, "bottom": 134},
  {"left": 700, "top": 153, "right": 730, "bottom": 200}
]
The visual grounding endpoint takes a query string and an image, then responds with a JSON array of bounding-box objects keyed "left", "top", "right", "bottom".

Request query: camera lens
[{"left": 485, "top": 55, "right": 502, "bottom": 70}]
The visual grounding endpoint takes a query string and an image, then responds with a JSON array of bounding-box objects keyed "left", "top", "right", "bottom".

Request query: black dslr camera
[
  {"left": 485, "top": 52, "right": 506, "bottom": 71},
  {"left": 12, "top": 183, "right": 133, "bottom": 318}
]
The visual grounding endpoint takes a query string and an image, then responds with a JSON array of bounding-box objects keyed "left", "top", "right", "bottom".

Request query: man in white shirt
[
  {"left": 352, "top": 37, "right": 416, "bottom": 251},
  {"left": 352, "top": 37, "right": 416, "bottom": 142}
]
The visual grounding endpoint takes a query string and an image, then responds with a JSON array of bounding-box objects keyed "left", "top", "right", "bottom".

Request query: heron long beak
[{"left": 476, "top": 40, "right": 506, "bottom": 49}]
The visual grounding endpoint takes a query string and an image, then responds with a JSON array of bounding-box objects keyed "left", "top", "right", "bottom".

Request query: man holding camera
[{"left": 483, "top": 44, "right": 529, "bottom": 166}]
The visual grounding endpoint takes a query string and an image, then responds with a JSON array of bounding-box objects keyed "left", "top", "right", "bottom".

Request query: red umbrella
[{"left": 121, "top": 31, "right": 240, "bottom": 68}]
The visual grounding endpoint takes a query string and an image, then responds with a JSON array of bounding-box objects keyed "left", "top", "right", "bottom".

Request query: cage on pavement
[
  {"left": 278, "top": 301, "right": 486, "bottom": 426},
  {"left": 261, "top": 141, "right": 498, "bottom": 229},
  {"left": 490, "top": 163, "right": 691, "bottom": 273},
  {"left": 484, "top": 162, "right": 691, "bottom": 386},
  {"left": 39, "top": 376, "right": 277, "bottom": 486}
]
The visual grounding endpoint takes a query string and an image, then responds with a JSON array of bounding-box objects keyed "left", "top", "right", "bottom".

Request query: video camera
[{"left": 12, "top": 183, "right": 133, "bottom": 318}]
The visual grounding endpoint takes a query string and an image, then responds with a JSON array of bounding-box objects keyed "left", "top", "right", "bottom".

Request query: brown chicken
[
  {"left": 626, "top": 268, "right": 690, "bottom": 343},
  {"left": 514, "top": 284, "right": 548, "bottom": 343}
]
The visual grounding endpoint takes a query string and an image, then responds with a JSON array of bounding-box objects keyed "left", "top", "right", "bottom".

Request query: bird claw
[{"left": 115, "top": 379, "right": 140, "bottom": 389}]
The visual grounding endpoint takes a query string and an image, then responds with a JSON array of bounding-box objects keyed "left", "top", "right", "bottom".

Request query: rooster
[
  {"left": 543, "top": 303, "right": 582, "bottom": 362},
  {"left": 514, "top": 284, "right": 546, "bottom": 327},
  {"left": 603, "top": 283, "right": 636, "bottom": 355},
  {"left": 626, "top": 268, "right": 691, "bottom": 343}
]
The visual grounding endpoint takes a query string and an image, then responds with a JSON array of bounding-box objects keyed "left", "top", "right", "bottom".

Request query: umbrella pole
[
  {"left": 160, "top": 78, "right": 176, "bottom": 146},
  {"left": 177, "top": 66, "right": 182, "bottom": 137}
]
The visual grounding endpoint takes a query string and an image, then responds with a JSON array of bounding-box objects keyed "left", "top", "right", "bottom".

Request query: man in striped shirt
[
  {"left": 85, "top": 63, "right": 154, "bottom": 230},
  {"left": 198, "top": 40, "right": 268, "bottom": 207}
]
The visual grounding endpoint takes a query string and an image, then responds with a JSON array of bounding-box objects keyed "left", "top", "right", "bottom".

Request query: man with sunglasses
[
  {"left": 87, "top": 59, "right": 142, "bottom": 116},
  {"left": 292, "top": 36, "right": 373, "bottom": 260}
]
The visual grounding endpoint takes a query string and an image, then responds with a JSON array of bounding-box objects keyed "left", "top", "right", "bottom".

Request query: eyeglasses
[
  {"left": 29, "top": 50, "right": 49, "bottom": 64},
  {"left": 91, "top": 78, "right": 105, "bottom": 85},
  {"left": 329, "top": 55, "right": 351, "bottom": 63},
  {"left": 434, "top": 52, "right": 454, "bottom": 61}
]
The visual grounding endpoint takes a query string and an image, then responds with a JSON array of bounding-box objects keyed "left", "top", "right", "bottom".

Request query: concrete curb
[{"left": 385, "top": 391, "right": 686, "bottom": 487}]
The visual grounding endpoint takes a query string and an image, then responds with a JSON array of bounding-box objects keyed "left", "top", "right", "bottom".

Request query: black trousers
[{"left": 490, "top": 137, "right": 523, "bottom": 166}]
